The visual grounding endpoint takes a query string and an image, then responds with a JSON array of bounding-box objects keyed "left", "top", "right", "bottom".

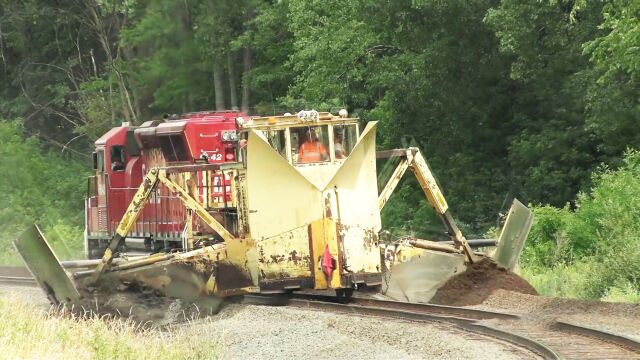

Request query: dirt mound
[{"left": 429, "top": 258, "right": 537, "bottom": 306}]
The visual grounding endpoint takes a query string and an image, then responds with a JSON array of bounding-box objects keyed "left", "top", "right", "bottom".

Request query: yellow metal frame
[
  {"left": 90, "top": 168, "right": 236, "bottom": 283},
  {"left": 377, "top": 148, "right": 476, "bottom": 262}
]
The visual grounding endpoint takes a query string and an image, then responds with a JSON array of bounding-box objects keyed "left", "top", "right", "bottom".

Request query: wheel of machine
[{"left": 335, "top": 288, "right": 354, "bottom": 303}]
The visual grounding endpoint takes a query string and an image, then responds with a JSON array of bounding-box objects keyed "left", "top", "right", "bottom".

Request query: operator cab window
[
  {"left": 265, "top": 130, "right": 287, "bottom": 160},
  {"left": 333, "top": 125, "right": 357, "bottom": 160},
  {"left": 292, "top": 125, "right": 330, "bottom": 165},
  {"left": 110, "top": 146, "right": 126, "bottom": 172}
]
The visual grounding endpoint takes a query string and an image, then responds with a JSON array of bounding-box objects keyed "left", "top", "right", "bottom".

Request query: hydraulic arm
[
  {"left": 90, "top": 167, "right": 236, "bottom": 283},
  {"left": 377, "top": 148, "right": 476, "bottom": 262}
]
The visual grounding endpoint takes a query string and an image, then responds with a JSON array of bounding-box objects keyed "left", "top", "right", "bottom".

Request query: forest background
[{"left": 0, "top": 0, "right": 638, "bottom": 301}]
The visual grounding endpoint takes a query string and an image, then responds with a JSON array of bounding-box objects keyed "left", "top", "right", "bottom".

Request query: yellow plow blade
[
  {"left": 13, "top": 224, "right": 81, "bottom": 305},
  {"left": 492, "top": 199, "right": 533, "bottom": 270}
]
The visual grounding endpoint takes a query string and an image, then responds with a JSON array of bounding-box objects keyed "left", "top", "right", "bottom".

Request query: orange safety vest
[{"left": 298, "top": 140, "right": 328, "bottom": 163}]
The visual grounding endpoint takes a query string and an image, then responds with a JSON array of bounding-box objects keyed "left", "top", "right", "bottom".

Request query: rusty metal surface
[
  {"left": 246, "top": 122, "right": 383, "bottom": 290},
  {"left": 324, "top": 123, "right": 382, "bottom": 276},
  {"left": 256, "top": 225, "right": 313, "bottom": 281}
]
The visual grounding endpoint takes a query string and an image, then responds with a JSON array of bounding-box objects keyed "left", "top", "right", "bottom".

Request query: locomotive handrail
[{"left": 162, "top": 162, "right": 242, "bottom": 174}]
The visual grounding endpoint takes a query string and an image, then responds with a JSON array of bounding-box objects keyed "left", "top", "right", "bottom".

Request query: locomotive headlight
[{"left": 222, "top": 130, "right": 239, "bottom": 142}]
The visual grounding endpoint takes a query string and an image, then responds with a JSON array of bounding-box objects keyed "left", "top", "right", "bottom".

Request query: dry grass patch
[{"left": 0, "top": 296, "right": 220, "bottom": 359}]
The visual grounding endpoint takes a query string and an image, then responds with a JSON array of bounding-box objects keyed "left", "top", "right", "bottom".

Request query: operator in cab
[{"left": 298, "top": 128, "right": 328, "bottom": 163}]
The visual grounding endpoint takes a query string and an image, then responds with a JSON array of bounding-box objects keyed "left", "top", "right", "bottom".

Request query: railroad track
[
  {"left": 501, "top": 321, "right": 640, "bottom": 360},
  {"left": 0, "top": 266, "right": 37, "bottom": 287},
  {"left": 0, "top": 275, "right": 38, "bottom": 287},
  {"left": 276, "top": 294, "right": 640, "bottom": 360},
  {"left": 2, "top": 266, "right": 639, "bottom": 359}
]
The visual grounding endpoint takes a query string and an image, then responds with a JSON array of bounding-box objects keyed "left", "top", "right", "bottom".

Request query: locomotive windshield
[{"left": 159, "top": 135, "right": 189, "bottom": 162}]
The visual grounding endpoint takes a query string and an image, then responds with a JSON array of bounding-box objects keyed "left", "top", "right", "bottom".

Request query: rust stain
[
  {"left": 324, "top": 193, "right": 333, "bottom": 218},
  {"left": 363, "top": 228, "right": 378, "bottom": 250},
  {"left": 289, "top": 250, "right": 301, "bottom": 265}
]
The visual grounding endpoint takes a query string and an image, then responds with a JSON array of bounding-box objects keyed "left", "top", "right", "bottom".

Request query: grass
[
  {"left": 520, "top": 260, "right": 640, "bottom": 303},
  {"left": 0, "top": 295, "right": 220, "bottom": 359}
]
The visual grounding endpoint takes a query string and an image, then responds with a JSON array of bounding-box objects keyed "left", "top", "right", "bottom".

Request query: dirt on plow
[{"left": 430, "top": 258, "right": 537, "bottom": 306}]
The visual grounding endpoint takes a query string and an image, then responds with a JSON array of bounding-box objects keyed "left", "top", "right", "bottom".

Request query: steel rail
[
  {"left": 552, "top": 320, "right": 640, "bottom": 355},
  {"left": 291, "top": 293, "right": 520, "bottom": 320},
  {"left": 0, "top": 275, "right": 38, "bottom": 287},
  {"left": 284, "top": 294, "right": 640, "bottom": 359},
  {"left": 281, "top": 295, "right": 559, "bottom": 360}
]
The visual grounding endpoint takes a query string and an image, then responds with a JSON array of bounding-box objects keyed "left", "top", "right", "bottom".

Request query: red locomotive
[{"left": 85, "top": 111, "right": 246, "bottom": 258}]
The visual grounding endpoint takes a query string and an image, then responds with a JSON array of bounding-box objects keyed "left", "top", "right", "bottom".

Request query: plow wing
[
  {"left": 13, "top": 224, "right": 80, "bottom": 305},
  {"left": 382, "top": 199, "right": 533, "bottom": 303},
  {"left": 492, "top": 199, "right": 533, "bottom": 270}
]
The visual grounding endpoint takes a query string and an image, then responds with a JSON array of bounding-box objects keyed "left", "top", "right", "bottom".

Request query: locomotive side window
[
  {"left": 110, "top": 146, "right": 126, "bottom": 171},
  {"left": 126, "top": 130, "right": 140, "bottom": 157},
  {"left": 159, "top": 135, "right": 189, "bottom": 162}
]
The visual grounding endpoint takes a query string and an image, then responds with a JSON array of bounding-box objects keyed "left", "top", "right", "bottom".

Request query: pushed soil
[{"left": 430, "top": 258, "right": 537, "bottom": 306}]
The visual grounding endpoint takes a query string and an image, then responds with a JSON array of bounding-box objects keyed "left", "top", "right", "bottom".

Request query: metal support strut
[
  {"left": 377, "top": 148, "right": 477, "bottom": 263},
  {"left": 90, "top": 168, "right": 236, "bottom": 284}
]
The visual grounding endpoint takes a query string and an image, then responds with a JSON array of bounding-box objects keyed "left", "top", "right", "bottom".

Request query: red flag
[{"left": 322, "top": 244, "right": 334, "bottom": 278}]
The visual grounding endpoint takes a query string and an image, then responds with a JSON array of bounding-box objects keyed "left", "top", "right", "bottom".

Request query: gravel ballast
[
  {"left": 190, "top": 304, "right": 525, "bottom": 360},
  {"left": 5, "top": 282, "right": 640, "bottom": 358},
  {"left": 471, "top": 289, "right": 640, "bottom": 341},
  {"left": 0, "top": 286, "right": 526, "bottom": 359}
]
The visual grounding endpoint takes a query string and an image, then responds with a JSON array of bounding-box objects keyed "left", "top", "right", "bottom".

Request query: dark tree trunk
[
  {"left": 213, "top": 59, "right": 225, "bottom": 110},
  {"left": 227, "top": 50, "right": 239, "bottom": 110}
]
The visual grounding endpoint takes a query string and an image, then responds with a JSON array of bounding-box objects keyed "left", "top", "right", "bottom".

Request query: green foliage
[
  {"left": 0, "top": 121, "right": 89, "bottom": 264},
  {"left": 522, "top": 150, "right": 640, "bottom": 301},
  {"left": 120, "top": 0, "right": 213, "bottom": 114}
]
